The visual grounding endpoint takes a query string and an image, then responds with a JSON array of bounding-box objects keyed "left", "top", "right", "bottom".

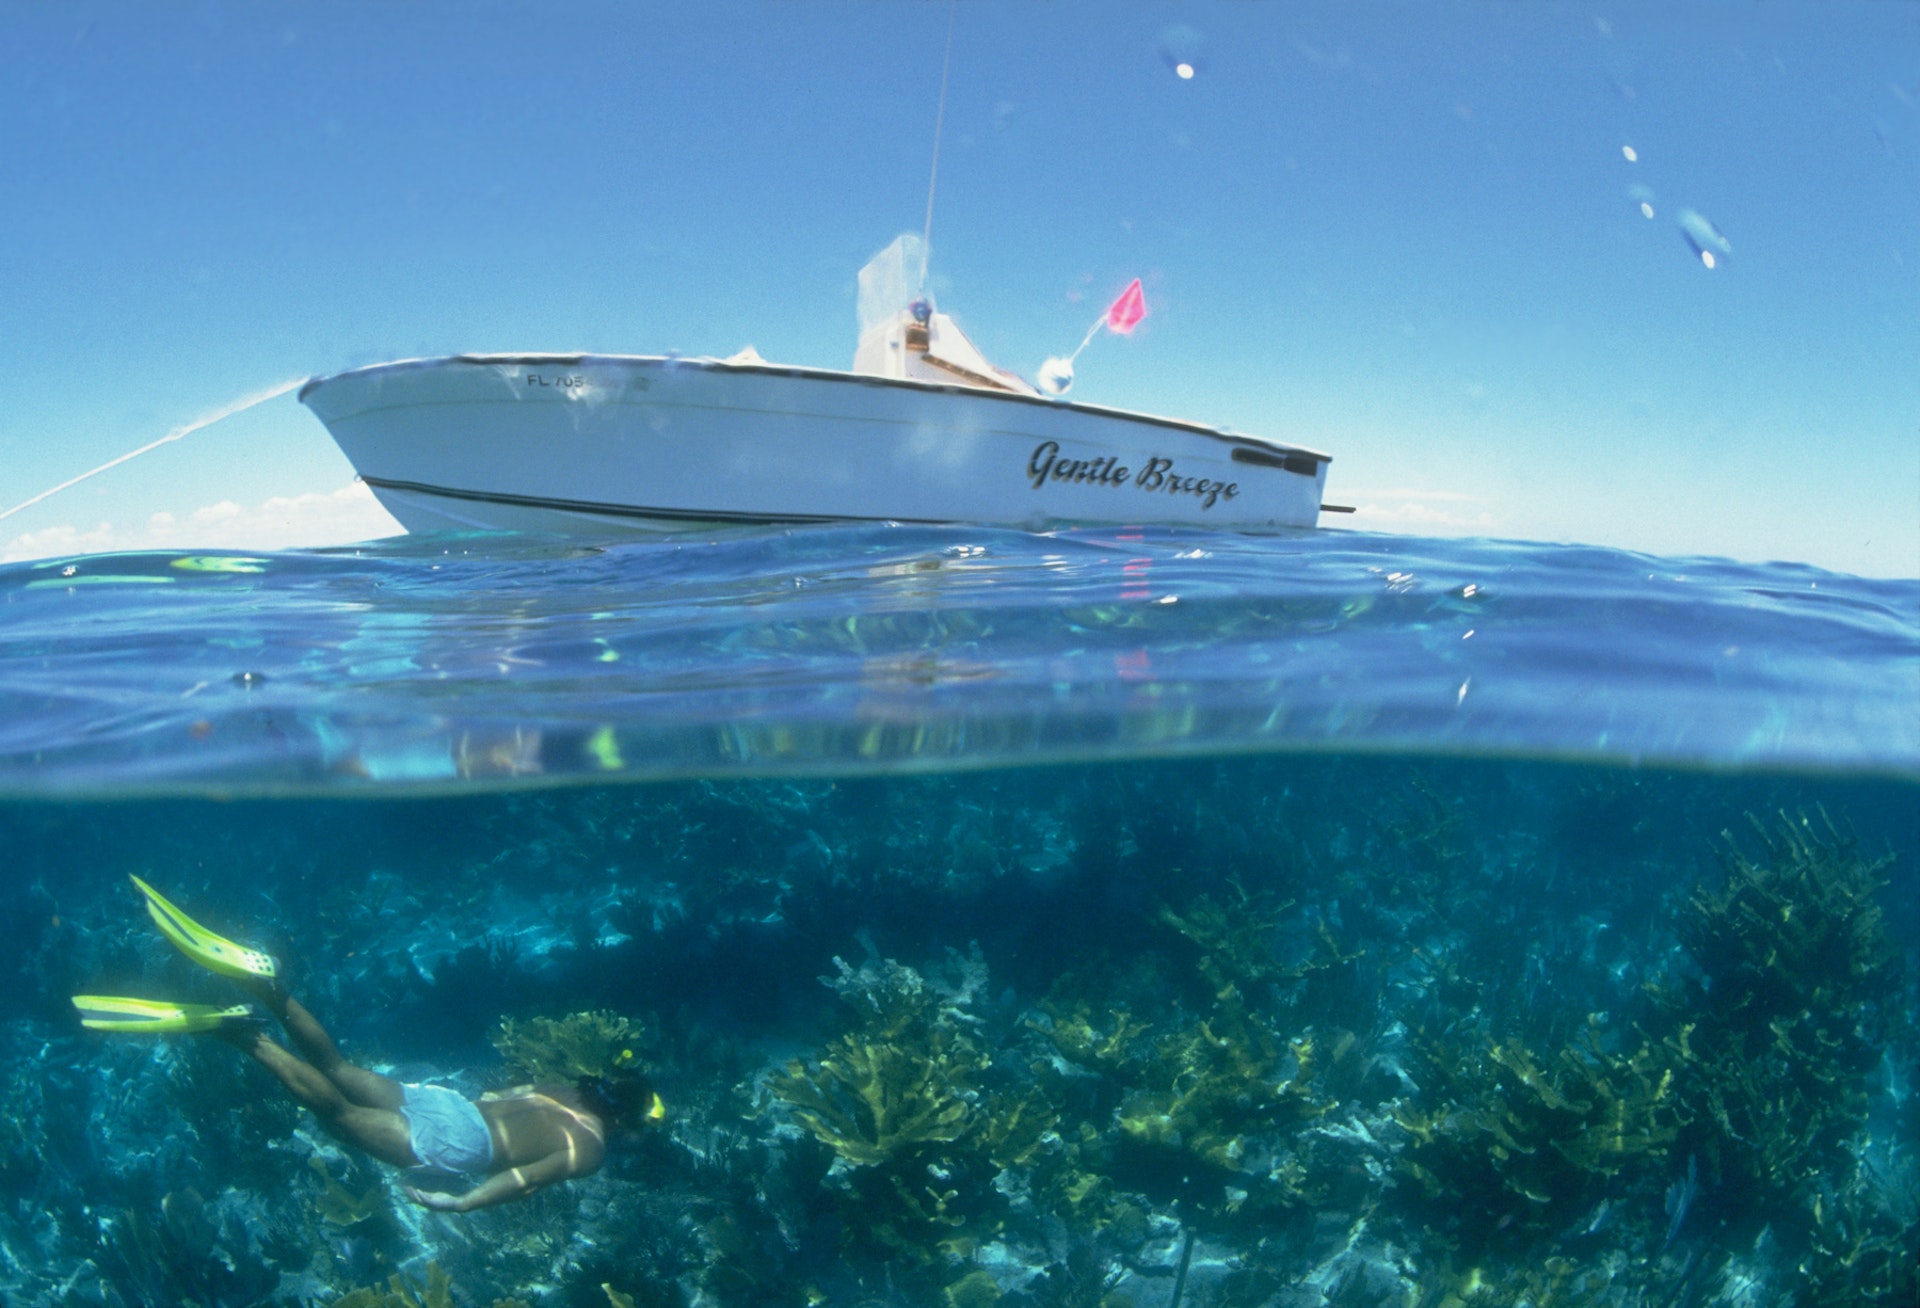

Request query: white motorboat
[{"left": 299, "top": 237, "right": 1336, "bottom": 536}]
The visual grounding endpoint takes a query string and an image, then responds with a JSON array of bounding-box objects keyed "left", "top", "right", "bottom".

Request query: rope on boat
[{"left": 0, "top": 378, "right": 306, "bottom": 524}]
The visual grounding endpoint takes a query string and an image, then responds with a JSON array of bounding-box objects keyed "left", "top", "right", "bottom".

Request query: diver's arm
[{"left": 405, "top": 1148, "right": 582, "bottom": 1213}]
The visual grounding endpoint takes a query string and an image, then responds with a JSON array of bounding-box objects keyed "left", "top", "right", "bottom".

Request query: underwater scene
[{"left": 1, "top": 527, "right": 1916, "bottom": 1308}]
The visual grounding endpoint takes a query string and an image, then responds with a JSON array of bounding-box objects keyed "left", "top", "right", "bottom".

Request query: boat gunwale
[{"left": 298, "top": 353, "right": 1333, "bottom": 464}]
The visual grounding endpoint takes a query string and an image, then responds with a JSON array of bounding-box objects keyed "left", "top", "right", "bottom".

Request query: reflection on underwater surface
[
  {"left": 0, "top": 525, "right": 1914, "bottom": 794},
  {"left": 0, "top": 755, "right": 1914, "bottom": 1306}
]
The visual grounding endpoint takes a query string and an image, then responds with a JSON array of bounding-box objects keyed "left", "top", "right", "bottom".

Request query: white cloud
[
  {"left": 1342, "top": 487, "right": 1501, "bottom": 533},
  {"left": 2, "top": 482, "right": 403, "bottom": 563},
  {"left": 1342, "top": 486, "right": 1482, "bottom": 504}
]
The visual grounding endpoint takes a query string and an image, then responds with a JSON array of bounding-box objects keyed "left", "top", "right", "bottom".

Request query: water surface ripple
[{"left": 2, "top": 525, "right": 1914, "bottom": 794}]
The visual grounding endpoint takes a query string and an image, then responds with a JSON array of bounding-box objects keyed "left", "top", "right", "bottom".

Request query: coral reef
[
  {"left": 769, "top": 951, "right": 1005, "bottom": 1265},
  {"left": 333, "top": 1261, "right": 530, "bottom": 1308},
  {"left": 3, "top": 760, "right": 1912, "bottom": 1307},
  {"left": 1667, "top": 812, "right": 1893, "bottom": 1196},
  {"left": 491, "top": 1009, "right": 649, "bottom": 1084},
  {"left": 776, "top": 1013, "right": 983, "bottom": 1167},
  {"left": 312, "top": 1155, "right": 388, "bottom": 1228},
  {"left": 1393, "top": 1021, "right": 1679, "bottom": 1253},
  {"left": 1110, "top": 990, "right": 1332, "bottom": 1220},
  {"left": 88, "top": 1188, "right": 284, "bottom": 1307},
  {"left": 1660, "top": 810, "right": 1910, "bottom": 1305}
]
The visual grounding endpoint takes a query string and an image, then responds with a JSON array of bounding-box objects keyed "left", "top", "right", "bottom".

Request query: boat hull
[{"left": 299, "top": 355, "right": 1329, "bottom": 535}]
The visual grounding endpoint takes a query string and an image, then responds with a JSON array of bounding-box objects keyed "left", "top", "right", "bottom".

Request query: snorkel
[{"left": 575, "top": 1051, "right": 665, "bottom": 1129}]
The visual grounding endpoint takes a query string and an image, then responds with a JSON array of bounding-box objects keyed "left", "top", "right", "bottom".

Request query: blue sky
[{"left": 3, "top": 1, "right": 1914, "bottom": 576}]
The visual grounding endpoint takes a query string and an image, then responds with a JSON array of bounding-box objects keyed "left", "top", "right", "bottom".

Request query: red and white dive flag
[
  {"left": 1039, "top": 278, "right": 1150, "bottom": 395},
  {"left": 1104, "top": 279, "right": 1147, "bottom": 335}
]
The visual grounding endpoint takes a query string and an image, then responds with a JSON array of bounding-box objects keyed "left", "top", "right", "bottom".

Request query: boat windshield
[{"left": 856, "top": 233, "right": 927, "bottom": 337}]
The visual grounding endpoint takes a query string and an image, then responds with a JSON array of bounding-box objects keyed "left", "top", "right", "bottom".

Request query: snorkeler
[{"left": 73, "top": 878, "right": 662, "bottom": 1213}]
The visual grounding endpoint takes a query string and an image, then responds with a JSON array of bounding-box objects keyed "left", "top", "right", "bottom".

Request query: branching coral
[
  {"left": 311, "top": 1155, "right": 386, "bottom": 1227},
  {"left": 1662, "top": 811, "right": 1905, "bottom": 1301},
  {"left": 332, "top": 1263, "right": 455, "bottom": 1308},
  {"left": 1380, "top": 807, "right": 1906, "bottom": 1288},
  {"left": 1680, "top": 810, "right": 1892, "bottom": 1050},
  {"left": 772, "top": 1020, "right": 986, "bottom": 1167},
  {"left": 1117, "top": 995, "right": 1327, "bottom": 1171},
  {"left": 821, "top": 951, "right": 962, "bottom": 1041},
  {"left": 491, "top": 1009, "right": 648, "bottom": 1083},
  {"left": 1157, "top": 881, "right": 1356, "bottom": 1000},
  {"left": 324, "top": 1252, "right": 529, "bottom": 1306},
  {"left": 977, "top": 1085, "right": 1059, "bottom": 1170},
  {"left": 1102, "top": 984, "right": 1336, "bottom": 1233},
  {"left": 1800, "top": 1187, "right": 1920, "bottom": 1307},
  {"left": 1028, "top": 998, "right": 1150, "bottom": 1077},
  {"left": 772, "top": 954, "right": 996, "bottom": 1170},
  {"left": 1158, "top": 883, "right": 1301, "bottom": 993},
  {"left": 1489, "top": 1031, "right": 1680, "bottom": 1176},
  {"left": 330, "top": 1261, "right": 531, "bottom": 1308},
  {"left": 1667, "top": 813, "right": 1894, "bottom": 1198},
  {"left": 1063, "top": 886, "right": 1360, "bottom": 1228},
  {"left": 1379, "top": 774, "right": 1473, "bottom": 914},
  {"left": 91, "top": 1191, "right": 281, "bottom": 1308},
  {"left": 0, "top": 1056, "right": 45, "bottom": 1185},
  {"left": 774, "top": 948, "right": 1176, "bottom": 1278},
  {"left": 769, "top": 955, "right": 1010, "bottom": 1265},
  {"left": 1394, "top": 1019, "right": 1679, "bottom": 1249},
  {"left": 1418, "top": 1257, "right": 1616, "bottom": 1308}
]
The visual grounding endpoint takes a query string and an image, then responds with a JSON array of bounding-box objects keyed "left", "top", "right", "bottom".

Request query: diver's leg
[
  {"left": 221, "top": 1025, "right": 419, "bottom": 1169},
  {"left": 243, "top": 982, "right": 405, "bottom": 1112}
]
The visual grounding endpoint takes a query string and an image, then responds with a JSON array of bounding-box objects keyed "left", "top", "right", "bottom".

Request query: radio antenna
[{"left": 918, "top": 0, "right": 958, "bottom": 293}]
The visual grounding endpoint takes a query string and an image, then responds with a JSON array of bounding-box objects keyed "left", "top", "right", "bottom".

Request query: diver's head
[{"left": 575, "top": 1069, "right": 664, "bottom": 1132}]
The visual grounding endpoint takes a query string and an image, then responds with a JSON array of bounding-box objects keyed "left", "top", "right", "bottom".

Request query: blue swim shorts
[{"left": 399, "top": 1083, "right": 495, "bottom": 1176}]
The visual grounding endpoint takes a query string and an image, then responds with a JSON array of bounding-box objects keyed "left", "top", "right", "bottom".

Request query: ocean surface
[
  {"left": 3, "top": 525, "right": 1914, "bottom": 792},
  {"left": 1, "top": 524, "right": 1915, "bottom": 1308}
]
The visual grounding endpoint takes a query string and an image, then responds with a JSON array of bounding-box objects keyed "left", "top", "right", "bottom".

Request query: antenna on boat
[
  {"left": 917, "top": 0, "right": 959, "bottom": 293},
  {"left": 0, "top": 377, "right": 306, "bottom": 525}
]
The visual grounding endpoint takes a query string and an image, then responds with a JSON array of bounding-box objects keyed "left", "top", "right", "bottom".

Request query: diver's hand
[{"left": 404, "top": 1186, "right": 467, "bottom": 1213}]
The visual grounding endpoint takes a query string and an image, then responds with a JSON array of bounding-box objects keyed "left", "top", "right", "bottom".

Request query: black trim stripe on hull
[
  {"left": 363, "top": 477, "right": 950, "bottom": 527},
  {"left": 362, "top": 476, "right": 1323, "bottom": 531}
]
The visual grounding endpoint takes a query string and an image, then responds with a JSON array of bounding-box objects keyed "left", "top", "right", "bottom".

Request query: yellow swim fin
[
  {"left": 130, "top": 876, "right": 278, "bottom": 981},
  {"left": 72, "top": 995, "right": 255, "bottom": 1034}
]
